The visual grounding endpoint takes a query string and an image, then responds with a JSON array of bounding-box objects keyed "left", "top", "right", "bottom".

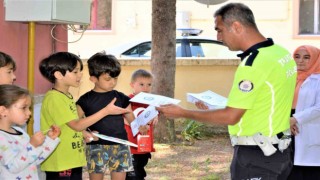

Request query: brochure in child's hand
[
  {"left": 129, "top": 92, "right": 181, "bottom": 107},
  {"left": 187, "top": 90, "right": 227, "bottom": 109},
  {"left": 92, "top": 132, "right": 138, "bottom": 147},
  {"left": 131, "top": 105, "right": 159, "bottom": 136}
]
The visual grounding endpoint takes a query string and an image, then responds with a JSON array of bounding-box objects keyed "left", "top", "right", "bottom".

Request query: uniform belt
[
  {"left": 231, "top": 135, "right": 279, "bottom": 146},
  {"left": 230, "top": 129, "right": 291, "bottom": 146},
  {"left": 230, "top": 130, "right": 291, "bottom": 156}
]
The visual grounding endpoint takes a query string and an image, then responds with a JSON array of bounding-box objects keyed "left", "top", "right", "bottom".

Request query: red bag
[{"left": 137, "top": 134, "right": 152, "bottom": 152}]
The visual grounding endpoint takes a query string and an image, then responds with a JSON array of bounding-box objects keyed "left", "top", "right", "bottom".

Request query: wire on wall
[{"left": 50, "top": 24, "right": 88, "bottom": 43}]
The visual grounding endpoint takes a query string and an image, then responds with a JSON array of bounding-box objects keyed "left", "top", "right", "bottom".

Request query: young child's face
[
  {"left": 62, "top": 61, "right": 83, "bottom": 87},
  {"left": 130, "top": 77, "right": 152, "bottom": 94},
  {"left": 93, "top": 73, "right": 118, "bottom": 92},
  {"left": 4, "top": 96, "right": 32, "bottom": 126},
  {"left": 0, "top": 64, "right": 16, "bottom": 85}
]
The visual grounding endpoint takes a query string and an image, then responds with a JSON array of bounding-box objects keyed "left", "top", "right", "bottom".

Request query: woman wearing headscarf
[{"left": 288, "top": 45, "right": 320, "bottom": 180}]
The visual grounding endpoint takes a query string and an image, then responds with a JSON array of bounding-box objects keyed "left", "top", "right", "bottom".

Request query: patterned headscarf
[{"left": 292, "top": 45, "right": 320, "bottom": 108}]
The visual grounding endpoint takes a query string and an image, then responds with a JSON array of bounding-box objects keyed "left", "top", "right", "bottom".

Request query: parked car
[{"left": 105, "top": 29, "right": 239, "bottom": 59}]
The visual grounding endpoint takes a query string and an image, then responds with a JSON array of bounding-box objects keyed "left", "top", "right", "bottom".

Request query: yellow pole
[{"left": 27, "top": 22, "right": 35, "bottom": 135}]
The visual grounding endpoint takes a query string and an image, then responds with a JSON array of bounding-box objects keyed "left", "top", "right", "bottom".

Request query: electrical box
[{"left": 5, "top": 0, "right": 91, "bottom": 25}]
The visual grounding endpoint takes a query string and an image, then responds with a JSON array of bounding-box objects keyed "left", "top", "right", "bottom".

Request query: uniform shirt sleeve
[{"left": 227, "top": 65, "right": 266, "bottom": 109}]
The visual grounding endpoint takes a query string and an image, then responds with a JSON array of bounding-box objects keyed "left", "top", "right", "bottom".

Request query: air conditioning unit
[{"left": 5, "top": 0, "right": 91, "bottom": 25}]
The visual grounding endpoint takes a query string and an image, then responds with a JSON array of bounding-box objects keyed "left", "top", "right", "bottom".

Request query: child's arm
[
  {"left": 150, "top": 116, "right": 158, "bottom": 126},
  {"left": 0, "top": 132, "right": 46, "bottom": 173},
  {"left": 76, "top": 105, "right": 98, "bottom": 142},
  {"left": 36, "top": 137, "right": 60, "bottom": 165},
  {"left": 36, "top": 125, "right": 61, "bottom": 164},
  {"left": 77, "top": 105, "right": 91, "bottom": 141},
  {"left": 82, "top": 129, "right": 99, "bottom": 142},
  {"left": 68, "top": 98, "right": 130, "bottom": 131},
  {"left": 124, "top": 117, "right": 130, "bottom": 125},
  {"left": 124, "top": 104, "right": 149, "bottom": 135},
  {"left": 123, "top": 104, "right": 135, "bottom": 123}
]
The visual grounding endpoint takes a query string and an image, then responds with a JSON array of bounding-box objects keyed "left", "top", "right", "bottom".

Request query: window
[
  {"left": 298, "top": 0, "right": 320, "bottom": 35},
  {"left": 79, "top": 0, "right": 112, "bottom": 30}
]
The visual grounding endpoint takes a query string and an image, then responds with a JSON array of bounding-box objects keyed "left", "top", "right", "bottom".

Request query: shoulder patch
[{"left": 238, "top": 80, "right": 254, "bottom": 92}]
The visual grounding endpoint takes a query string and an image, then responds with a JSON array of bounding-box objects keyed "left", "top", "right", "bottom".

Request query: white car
[{"left": 105, "top": 29, "right": 239, "bottom": 59}]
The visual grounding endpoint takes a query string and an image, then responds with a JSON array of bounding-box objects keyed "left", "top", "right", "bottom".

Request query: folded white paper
[
  {"left": 187, "top": 90, "right": 227, "bottom": 109},
  {"left": 131, "top": 105, "right": 159, "bottom": 136},
  {"left": 130, "top": 92, "right": 181, "bottom": 107},
  {"left": 92, "top": 132, "right": 138, "bottom": 147}
]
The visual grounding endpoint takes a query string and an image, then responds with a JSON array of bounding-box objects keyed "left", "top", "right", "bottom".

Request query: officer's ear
[{"left": 232, "top": 21, "right": 243, "bottom": 34}]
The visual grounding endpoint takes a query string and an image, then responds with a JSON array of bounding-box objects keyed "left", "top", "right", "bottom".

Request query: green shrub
[{"left": 181, "top": 120, "right": 204, "bottom": 142}]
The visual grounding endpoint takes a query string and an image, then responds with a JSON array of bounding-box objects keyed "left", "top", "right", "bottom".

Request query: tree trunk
[{"left": 151, "top": 0, "right": 177, "bottom": 143}]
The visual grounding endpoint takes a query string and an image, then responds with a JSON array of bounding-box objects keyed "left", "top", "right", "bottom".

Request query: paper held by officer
[
  {"left": 129, "top": 92, "right": 181, "bottom": 107},
  {"left": 187, "top": 90, "right": 227, "bottom": 109}
]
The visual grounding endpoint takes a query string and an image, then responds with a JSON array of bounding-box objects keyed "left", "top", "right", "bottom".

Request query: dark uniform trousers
[{"left": 230, "top": 144, "right": 292, "bottom": 180}]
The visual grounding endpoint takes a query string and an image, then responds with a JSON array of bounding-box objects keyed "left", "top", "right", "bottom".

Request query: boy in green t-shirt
[{"left": 39, "top": 52, "right": 130, "bottom": 179}]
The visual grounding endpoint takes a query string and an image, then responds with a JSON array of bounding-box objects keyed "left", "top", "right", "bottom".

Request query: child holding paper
[
  {"left": 76, "top": 53, "right": 148, "bottom": 180},
  {"left": 39, "top": 52, "right": 129, "bottom": 179},
  {"left": 0, "top": 84, "right": 60, "bottom": 180},
  {"left": 125, "top": 69, "right": 157, "bottom": 180}
]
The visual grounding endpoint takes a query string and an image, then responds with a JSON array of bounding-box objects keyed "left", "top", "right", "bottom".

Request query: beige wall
[{"left": 70, "top": 59, "right": 239, "bottom": 109}]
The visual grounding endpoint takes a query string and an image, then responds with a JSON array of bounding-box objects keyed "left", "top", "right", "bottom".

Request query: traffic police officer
[{"left": 157, "top": 3, "right": 296, "bottom": 180}]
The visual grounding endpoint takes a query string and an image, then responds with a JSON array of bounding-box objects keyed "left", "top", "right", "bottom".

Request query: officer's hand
[
  {"left": 156, "top": 104, "right": 185, "bottom": 119},
  {"left": 195, "top": 101, "right": 209, "bottom": 110}
]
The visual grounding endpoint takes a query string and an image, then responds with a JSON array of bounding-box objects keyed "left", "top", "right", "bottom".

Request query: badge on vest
[{"left": 238, "top": 80, "right": 254, "bottom": 92}]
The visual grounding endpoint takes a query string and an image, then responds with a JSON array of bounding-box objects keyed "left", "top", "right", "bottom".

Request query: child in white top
[{"left": 0, "top": 84, "right": 60, "bottom": 180}]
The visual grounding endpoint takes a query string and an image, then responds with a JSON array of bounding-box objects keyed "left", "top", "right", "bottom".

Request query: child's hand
[
  {"left": 30, "top": 132, "right": 46, "bottom": 147},
  {"left": 47, "top": 125, "right": 61, "bottom": 140},
  {"left": 104, "top": 98, "right": 131, "bottom": 115},
  {"left": 138, "top": 125, "right": 150, "bottom": 135},
  {"left": 151, "top": 116, "right": 158, "bottom": 126},
  {"left": 83, "top": 130, "right": 99, "bottom": 143}
]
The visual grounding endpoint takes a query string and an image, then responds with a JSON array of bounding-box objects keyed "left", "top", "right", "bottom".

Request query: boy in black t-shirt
[{"left": 77, "top": 53, "right": 147, "bottom": 180}]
